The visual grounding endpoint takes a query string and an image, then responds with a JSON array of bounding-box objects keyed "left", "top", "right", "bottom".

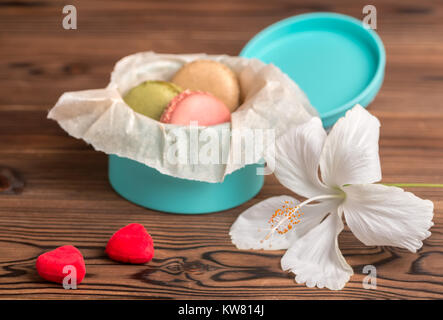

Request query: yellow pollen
[{"left": 267, "top": 200, "right": 303, "bottom": 235}]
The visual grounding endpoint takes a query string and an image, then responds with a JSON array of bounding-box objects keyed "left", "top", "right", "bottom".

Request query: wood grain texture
[{"left": 0, "top": 0, "right": 443, "bottom": 299}]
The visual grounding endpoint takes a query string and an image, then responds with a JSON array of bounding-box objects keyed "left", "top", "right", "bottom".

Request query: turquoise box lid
[{"left": 240, "top": 12, "right": 386, "bottom": 127}]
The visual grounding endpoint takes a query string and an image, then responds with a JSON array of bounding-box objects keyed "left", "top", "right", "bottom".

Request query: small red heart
[
  {"left": 36, "top": 245, "right": 86, "bottom": 285},
  {"left": 106, "top": 223, "right": 154, "bottom": 264}
]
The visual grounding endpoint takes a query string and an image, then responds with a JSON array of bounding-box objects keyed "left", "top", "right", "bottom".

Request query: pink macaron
[{"left": 160, "top": 90, "right": 231, "bottom": 126}]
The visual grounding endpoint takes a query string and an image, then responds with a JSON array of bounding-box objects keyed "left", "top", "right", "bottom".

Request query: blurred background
[{"left": 0, "top": 0, "right": 442, "bottom": 114}]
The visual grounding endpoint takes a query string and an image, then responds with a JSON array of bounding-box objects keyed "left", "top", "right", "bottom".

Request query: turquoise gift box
[{"left": 108, "top": 12, "right": 385, "bottom": 214}]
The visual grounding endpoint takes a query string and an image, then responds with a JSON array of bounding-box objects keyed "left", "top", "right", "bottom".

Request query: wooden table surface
[{"left": 0, "top": 0, "right": 442, "bottom": 299}]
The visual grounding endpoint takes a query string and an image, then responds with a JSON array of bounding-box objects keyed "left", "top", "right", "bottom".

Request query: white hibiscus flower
[{"left": 230, "top": 105, "right": 434, "bottom": 290}]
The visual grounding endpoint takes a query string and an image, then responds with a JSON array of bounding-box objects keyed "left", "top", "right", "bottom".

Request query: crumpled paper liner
[{"left": 48, "top": 52, "right": 316, "bottom": 183}]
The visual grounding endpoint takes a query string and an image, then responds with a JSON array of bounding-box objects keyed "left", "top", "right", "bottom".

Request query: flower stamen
[{"left": 263, "top": 194, "right": 343, "bottom": 242}]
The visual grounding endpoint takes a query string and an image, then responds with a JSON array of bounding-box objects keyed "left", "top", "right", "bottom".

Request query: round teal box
[{"left": 109, "top": 155, "right": 264, "bottom": 214}]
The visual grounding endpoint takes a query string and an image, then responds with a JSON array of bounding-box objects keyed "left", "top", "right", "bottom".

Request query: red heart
[
  {"left": 36, "top": 245, "right": 86, "bottom": 285},
  {"left": 106, "top": 223, "right": 154, "bottom": 264}
]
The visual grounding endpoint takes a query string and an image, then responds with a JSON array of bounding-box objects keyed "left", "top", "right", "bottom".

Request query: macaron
[
  {"left": 172, "top": 60, "right": 240, "bottom": 112},
  {"left": 160, "top": 90, "right": 231, "bottom": 126},
  {"left": 123, "top": 81, "right": 182, "bottom": 120}
]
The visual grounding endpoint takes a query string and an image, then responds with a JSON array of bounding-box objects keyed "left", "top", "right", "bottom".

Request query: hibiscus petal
[
  {"left": 342, "top": 184, "right": 434, "bottom": 252},
  {"left": 273, "top": 117, "right": 331, "bottom": 198},
  {"left": 230, "top": 195, "right": 339, "bottom": 250},
  {"left": 281, "top": 213, "right": 353, "bottom": 290},
  {"left": 319, "top": 105, "right": 382, "bottom": 188}
]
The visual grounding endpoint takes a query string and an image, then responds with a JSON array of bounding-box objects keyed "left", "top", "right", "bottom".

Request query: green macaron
[{"left": 123, "top": 81, "right": 182, "bottom": 120}]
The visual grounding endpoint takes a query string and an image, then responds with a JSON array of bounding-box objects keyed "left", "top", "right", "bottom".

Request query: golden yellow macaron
[{"left": 172, "top": 60, "right": 240, "bottom": 112}]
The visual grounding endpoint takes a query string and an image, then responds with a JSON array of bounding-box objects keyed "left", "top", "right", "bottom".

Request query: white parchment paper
[{"left": 48, "top": 52, "right": 316, "bottom": 182}]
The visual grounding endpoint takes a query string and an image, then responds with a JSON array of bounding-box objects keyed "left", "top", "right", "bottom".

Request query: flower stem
[{"left": 382, "top": 183, "right": 443, "bottom": 188}]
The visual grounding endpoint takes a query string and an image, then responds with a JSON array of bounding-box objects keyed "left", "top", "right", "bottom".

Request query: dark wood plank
[{"left": 0, "top": 0, "right": 442, "bottom": 299}]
